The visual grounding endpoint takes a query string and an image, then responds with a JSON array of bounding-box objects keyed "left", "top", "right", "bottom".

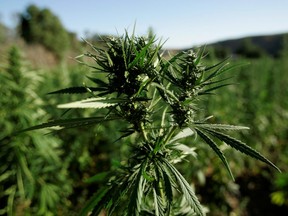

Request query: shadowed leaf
[
  {"left": 161, "top": 158, "right": 205, "bottom": 216},
  {"left": 79, "top": 187, "right": 111, "bottom": 216},
  {"left": 203, "top": 128, "right": 281, "bottom": 172},
  {"left": 18, "top": 116, "right": 119, "bottom": 133},
  {"left": 196, "top": 128, "right": 234, "bottom": 180},
  {"left": 48, "top": 86, "right": 106, "bottom": 94}
]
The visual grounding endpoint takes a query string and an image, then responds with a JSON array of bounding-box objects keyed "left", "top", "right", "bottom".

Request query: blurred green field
[{"left": 1, "top": 5, "right": 288, "bottom": 215}]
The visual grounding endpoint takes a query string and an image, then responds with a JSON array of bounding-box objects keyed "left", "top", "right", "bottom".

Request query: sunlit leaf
[
  {"left": 195, "top": 123, "right": 249, "bottom": 131},
  {"left": 57, "top": 98, "right": 120, "bottom": 109}
]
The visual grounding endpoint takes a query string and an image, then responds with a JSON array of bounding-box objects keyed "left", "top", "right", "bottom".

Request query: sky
[{"left": 0, "top": 0, "right": 288, "bottom": 49}]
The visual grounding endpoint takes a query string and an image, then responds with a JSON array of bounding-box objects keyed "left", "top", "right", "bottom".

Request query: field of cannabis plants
[{"left": 1, "top": 35, "right": 288, "bottom": 216}]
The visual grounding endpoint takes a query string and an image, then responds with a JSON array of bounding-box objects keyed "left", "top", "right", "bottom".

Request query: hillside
[{"left": 205, "top": 32, "right": 288, "bottom": 57}]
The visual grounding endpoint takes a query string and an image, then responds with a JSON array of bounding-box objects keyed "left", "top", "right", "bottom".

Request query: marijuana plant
[
  {"left": 21, "top": 31, "right": 280, "bottom": 215},
  {"left": 0, "top": 46, "right": 71, "bottom": 215}
]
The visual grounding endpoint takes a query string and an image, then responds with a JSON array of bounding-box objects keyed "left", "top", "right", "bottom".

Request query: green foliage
[
  {"left": 0, "top": 46, "right": 71, "bottom": 215},
  {"left": 22, "top": 30, "right": 280, "bottom": 216},
  {"left": 18, "top": 4, "right": 70, "bottom": 59}
]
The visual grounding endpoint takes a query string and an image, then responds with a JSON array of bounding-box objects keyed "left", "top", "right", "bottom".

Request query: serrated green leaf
[
  {"left": 18, "top": 116, "right": 119, "bottom": 133},
  {"left": 57, "top": 97, "right": 149, "bottom": 109},
  {"left": 57, "top": 98, "right": 120, "bottom": 109},
  {"left": 203, "top": 128, "right": 281, "bottom": 172},
  {"left": 105, "top": 175, "right": 133, "bottom": 215},
  {"left": 153, "top": 163, "right": 174, "bottom": 214},
  {"left": 195, "top": 128, "right": 234, "bottom": 180},
  {"left": 86, "top": 76, "right": 109, "bottom": 87},
  {"left": 161, "top": 158, "right": 204, "bottom": 216},
  {"left": 48, "top": 87, "right": 106, "bottom": 94},
  {"left": 153, "top": 185, "right": 165, "bottom": 216},
  {"left": 128, "top": 161, "right": 147, "bottom": 216},
  {"left": 195, "top": 123, "right": 249, "bottom": 131},
  {"left": 75, "top": 58, "right": 104, "bottom": 72},
  {"left": 162, "top": 171, "right": 173, "bottom": 213}
]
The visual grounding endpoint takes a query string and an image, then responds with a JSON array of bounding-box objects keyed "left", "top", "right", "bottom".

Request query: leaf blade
[
  {"left": 18, "top": 116, "right": 119, "bottom": 133},
  {"left": 195, "top": 123, "right": 249, "bottom": 131},
  {"left": 79, "top": 186, "right": 110, "bottom": 216},
  {"left": 48, "top": 87, "right": 106, "bottom": 94},
  {"left": 161, "top": 158, "right": 204, "bottom": 216},
  {"left": 195, "top": 128, "right": 234, "bottom": 180},
  {"left": 203, "top": 128, "right": 281, "bottom": 172},
  {"left": 57, "top": 98, "right": 119, "bottom": 109}
]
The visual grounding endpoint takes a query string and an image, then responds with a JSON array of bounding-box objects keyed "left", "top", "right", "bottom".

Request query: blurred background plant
[{"left": 0, "top": 46, "right": 72, "bottom": 215}]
